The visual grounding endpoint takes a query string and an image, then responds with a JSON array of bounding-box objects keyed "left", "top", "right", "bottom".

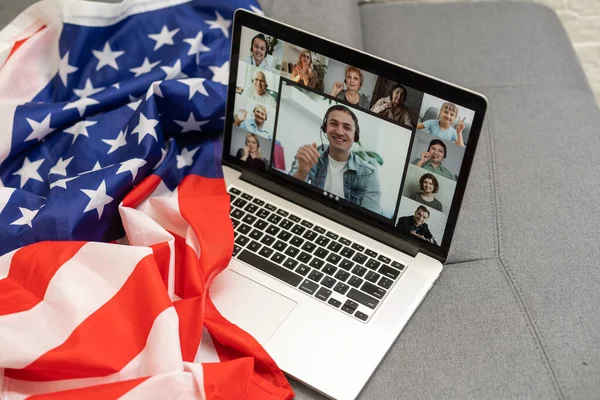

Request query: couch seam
[{"left": 487, "top": 116, "right": 565, "bottom": 400}]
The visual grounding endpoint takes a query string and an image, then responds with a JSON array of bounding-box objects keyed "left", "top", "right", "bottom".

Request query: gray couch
[{"left": 259, "top": 1, "right": 600, "bottom": 399}]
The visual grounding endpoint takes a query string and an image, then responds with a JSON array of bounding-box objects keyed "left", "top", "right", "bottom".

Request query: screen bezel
[{"left": 223, "top": 9, "right": 488, "bottom": 263}]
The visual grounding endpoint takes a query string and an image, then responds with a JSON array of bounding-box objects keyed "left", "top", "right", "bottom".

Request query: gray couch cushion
[{"left": 260, "top": 1, "right": 600, "bottom": 399}]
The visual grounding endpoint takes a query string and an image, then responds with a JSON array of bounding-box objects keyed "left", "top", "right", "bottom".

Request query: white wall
[
  {"left": 274, "top": 82, "right": 412, "bottom": 218},
  {"left": 322, "top": 59, "right": 378, "bottom": 104},
  {"left": 401, "top": 164, "right": 456, "bottom": 214},
  {"left": 396, "top": 197, "right": 447, "bottom": 245}
]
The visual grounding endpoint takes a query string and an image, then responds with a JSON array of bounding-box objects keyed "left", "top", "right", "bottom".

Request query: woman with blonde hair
[{"left": 291, "top": 49, "right": 318, "bottom": 89}]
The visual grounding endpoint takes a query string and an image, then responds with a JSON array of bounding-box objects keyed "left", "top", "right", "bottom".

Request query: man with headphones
[
  {"left": 241, "top": 70, "right": 277, "bottom": 108},
  {"left": 290, "top": 104, "right": 382, "bottom": 214},
  {"left": 246, "top": 33, "right": 272, "bottom": 71},
  {"left": 234, "top": 104, "right": 272, "bottom": 139},
  {"left": 412, "top": 139, "right": 455, "bottom": 181}
]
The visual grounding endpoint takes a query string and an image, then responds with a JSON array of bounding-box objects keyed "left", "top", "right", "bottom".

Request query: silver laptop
[{"left": 210, "top": 9, "right": 487, "bottom": 400}]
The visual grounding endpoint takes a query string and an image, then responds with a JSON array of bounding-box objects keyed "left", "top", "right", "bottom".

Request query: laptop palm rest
[{"left": 210, "top": 269, "right": 297, "bottom": 345}]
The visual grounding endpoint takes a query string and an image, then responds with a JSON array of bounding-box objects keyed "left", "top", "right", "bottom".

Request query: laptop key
[
  {"left": 266, "top": 225, "right": 280, "bottom": 236},
  {"left": 289, "top": 214, "right": 301, "bottom": 222},
  {"left": 238, "top": 250, "right": 301, "bottom": 287},
  {"left": 334, "top": 270, "right": 350, "bottom": 282},
  {"left": 308, "top": 270, "right": 324, "bottom": 283},
  {"left": 352, "top": 265, "right": 367, "bottom": 277},
  {"left": 378, "top": 276, "right": 393, "bottom": 289},
  {"left": 328, "top": 298, "right": 342, "bottom": 308},
  {"left": 361, "top": 282, "right": 386, "bottom": 299},
  {"left": 327, "top": 242, "right": 343, "bottom": 253},
  {"left": 244, "top": 203, "right": 258, "bottom": 214},
  {"left": 301, "top": 242, "right": 316, "bottom": 252},
  {"left": 348, "top": 276, "right": 363, "bottom": 288},
  {"left": 242, "top": 214, "right": 257, "bottom": 225},
  {"left": 334, "top": 282, "right": 350, "bottom": 295},
  {"left": 249, "top": 229, "right": 263, "bottom": 240},
  {"left": 315, "top": 287, "right": 332, "bottom": 302},
  {"left": 228, "top": 187, "right": 241, "bottom": 195},
  {"left": 252, "top": 198, "right": 264, "bottom": 206},
  {"left": 238, "top": 223, "right": 252, "bottom": 235},
  {"left": 260, "top": 234, "right": 276, "bottom": 246},
  {"left": 314, "top": 226, "right": 326, "bottom": 234},
  {"left": 341, "top": 299, "right": 359, "bottom": 314},
  {"left": 284, "top": 246, "right": 300, "bottom": 258},
  {"left": 351, "top": 243, "right": 365, "bottom": 252},
  {"left": 366, "top": 271, "right": 380, "bottom": 283},
  {"left": 379, "top": 265, "right": 400, "bottom": 280},
  {"left": 300, "top": 220, "right": 314, "bottom": 228},
  {"left": 264, "top": 203, "right": 277, "bottom": 212},
  {"left": 290, "top": 235, "right": 304, "bottom": 247},
  {"left": 339, "top": 237, "right": 351, "bottom": 246},
  {"left": 297, "top": 252, "right": 312, "bottom": 264},
  {"left": 366, "top": 259, "right": 381, "bottom": 270},
  {"left": 347, "top": 288, "right": 379, "bottom": 309},
  {"left": 231, "top": 209, "right": 245, "bottom": 220},
  {"left": 352, "top": 253, "right": 367, "bottom": 265},
  {"left": 270, "top": 252, "right": 285, "bottom": 264},
  {"left": 325, "top": 231, "right": 339, "bottom": 240},
  {"left": 340, "top": 247, "right": 355, "bottom": 258},
  {"left": 296, "top": 264, "right": 310, "bottom": 276},
  {"left": 283, "top": 258, "right": 298, "bottom": 270},
  {"left": 233, "top": 198, "right": 248, "bottom": 208},
  {"left": 322, "top": 264, "right": 337, "bottom": 276},
  {"left": 231, "top": 219, "right": 240, "bottom": 229},
  {"left": 279, "top": 219, "right": 294, "bottom": 230},
  {"left": 355, "top": 311, "right": 369, "bottom": 321},
  {"left": 259, "top": 247, "right": 274, "bottom": 258},
  {"left": 392, "top": 261, "right": 406, "bottom": 271},
  {"left": 256, "top": 209, "right": 270, "bottom": 219},
  {"left": 315, "top": 235, "right": 330, "bottom": 247},
  {"left": 299, "top": 279, "right": 319, "bottom": 295},
  {"left": 339, "top": 259, "right": 354, "bottom": 271},
  {"left": 326, "top": 253, "right": 341, "bottom": 265},
  {"left": 291, "top": 224, "right": 306, "bottom": 235},
  {"left": 321, "top": 276, "right": 336, "bottom": 288},
  {"left": 276, "top": 209, "right": 289, "bottom": 217},
  {"left": 235, "top": 236, "right": 250, "bottom": 246},
  {"left": 254, "top": 220, "right": 268, "bottom": 230},
  {"left": 378, "top": 255, "right": 391, "bottom": 264},
  {"left": 232, "top": 244, "right": 242, "bottom": 257},
  {"left": 302, "top": 230, "right": 318, "bottom": 241},
  {"left": 241, "top": 193, "right": 253, "bottom": 200},
  {"left": 273, "top": 240, "right": 287, "bottom": 252},
  {"left": 314, "top": 247, "right": 329, "bottom": 259},
  {"left": 267, "top": 214, "right": 282, "bottom": 224},
  {"left": 277, "top": 231, "right": 292, "bottom": 241},
  {"left": 309, "top": 258, "right": 324, "bottom": 270},
  {"left": 247, "top": 240, "right": 261, "bottom": 253},
  {"left": 365, "top": 249, "right": 378, "bottom": 258}
]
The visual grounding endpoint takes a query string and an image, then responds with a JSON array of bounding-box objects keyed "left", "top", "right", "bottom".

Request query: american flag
[{"left": 0, "top": 0, "right": 293, "bottom": 398}]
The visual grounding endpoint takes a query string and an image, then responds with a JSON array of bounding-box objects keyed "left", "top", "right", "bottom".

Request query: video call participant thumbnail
[
  {"left": 289, "top": 105, "right": 382, "bottom": 214},
  {"left": 417, "top": 102, "right": 466, "bottom": 147},
  {"left": 396, "top": 205, "right": 436, "bottom": 244},
  {"left": 409, "top": 173, "right": 443, "bottom": 212},
  {"left": 291, "top": 49, "right": 318, "bottom": 89},
  {"left": 329, "top": 66, "right": 370, "bottom": 109},
  {"left": 370, "top": 83, "right": 412, "bottom": 127},
  {"left": 235, "top": 133, "right": 267, "bottom": 169},
  {"left": 247, "top": 33, "right": 272, "bottom": 71},
  {"left": 241, "top": 70, "right": 277, "bottom": 108},
  {"left": 234, "top": 104, "right": 272, "bottom": 139},
  {"left": 412, "top": 139, "right": 455, "bottom": 181}
]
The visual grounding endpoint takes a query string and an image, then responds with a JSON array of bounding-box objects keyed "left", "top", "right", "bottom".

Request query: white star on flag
[
  {"left": 92, "top": 162, "right": 103, "bottom": 172},
  {"left": 127, "top": 96, "right": 143, "bottom": 111},
  {"left": 161, "top": 59, "right": 188, "bottom": 80},
  {"left": 117, "top": 158, "right": 147, "bottom": 181},
  {"left": 81, "top": 180, "right": 113, "bottom": 219},
  {"left": 205, "top": 11, "right": 231, "bottom": 38},
  {"left": 12, "top": 157, "right": 44, "bottom": 188},
  {"left": 10, "top": 207, "right": 40, "bottom": 228},
  {"left": 145, "top": 81, "right": 164, "bottom": 100},
  {"left": 174, "top": 112, "right": 209, "bottom": 133},
  {"left": 93, "top": 42, "right": 125, "bottom": 71},
  {"left": 58, "top": 51, "right": 78, "bottom": 86},
  {"left": 49, "top": 156, "right": 74, "bottom": 176},
  {"left": 50, "top": 176, "right": 77, "bottom": 190},
  {"left": 130, "top": 58, "right": 161, "bottom": 77},
  {"left": 177, "top": 147, "right": 200, "bottom": 169},
  {"left": 249, "top": 5, "right": 264, "bottom": 15},
  {"left": 74, "top": 79, "right": 105, "bottom": 98},
  {"left": 209, "top": 61, "right": 229, "bottom": 85},
  {"left": 64, "top": 120, "right": 97, "bottom": 144},
  {"left": 63, "top": 97, "right": 99, "bottom": 117},
  {"left": 182, "top": 78, "right": 208, "bottom": 99},
  {"left": 102, "top": 130, "right": 127, "bottom": 154},
  {"left": 131, "top": 113, "right": 159, "bottom": 144},
  {"left": 24, "top": 114, "right": 54, "bottom": 142},
  {"left": 154, "top": 147, "right": 168, "bottom": 170},
  {"left": 184, "top": 31, "right": 210, "bottom": 63},
  {"left": 148, "top": 25, "right": 180, "bottom": 51},
  {"left": 112, "top": 83, "right": 120, "bottom": 90}
]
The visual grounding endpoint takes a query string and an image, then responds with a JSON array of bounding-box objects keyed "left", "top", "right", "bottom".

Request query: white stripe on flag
[
  {"left": 119, "top": 363, "right": 206, "bottom": 400},
  {"left": 3, "top": 307, "right": 183, "bottom": 399},
  {"left": 195, "top": 326, "right": 220, "bottom": 364},
  {"left": 0, "top": 242, "right": 151, "bottom": 368},
  {"left": 0, "top": 248, "right": 18, "bottom": 280},
  {"left": 0, "top": 106, "right": 17, "bottom": 167},
  {"left": 0, "top": 187, "right": 15, "bottom": 216}
]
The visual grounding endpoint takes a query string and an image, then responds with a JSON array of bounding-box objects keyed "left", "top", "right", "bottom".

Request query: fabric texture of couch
[{"left": 259, "top": 1, "right": 600, "bottom": 399}]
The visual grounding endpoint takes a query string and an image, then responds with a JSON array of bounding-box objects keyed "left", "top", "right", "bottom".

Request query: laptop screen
[{"left": 224, "top": 10, "right": 487, "bottom": 260}]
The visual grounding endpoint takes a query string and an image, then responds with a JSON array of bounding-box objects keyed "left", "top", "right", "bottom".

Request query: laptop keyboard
[{"left": 228, "top": 186, "right": 407, "bottom": 323}]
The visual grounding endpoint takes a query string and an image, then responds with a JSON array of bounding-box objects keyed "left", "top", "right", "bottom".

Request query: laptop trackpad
[{"left": 209, "top": 269, "right": 296, "bottom": 345}]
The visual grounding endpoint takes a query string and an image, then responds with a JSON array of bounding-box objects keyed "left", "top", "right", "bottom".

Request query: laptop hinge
[{"left": 240, "top": 170, "right": 420, "bottom": 258}]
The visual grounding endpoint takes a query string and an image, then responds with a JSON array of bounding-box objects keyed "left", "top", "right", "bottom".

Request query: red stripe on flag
[
  {"left": 26, "top": 377, "right": 149, "bottom": 400},
  {"left": 5, "top": 254, "right": 172, "bottom": 381},
  {"left": 150, "top": 242, "right": 171, "bottom": 288},
  {"left": 174, "top": 297, "right": 205, "bottom": 362},
  {"left": 122, "top": 174, "right": 162, "bottom": 209},
  {"left": 172, "top": 233, "right": 206, "bottom": 299},
  {"left": 0, "top": 242, "right": 86, "bottom": 316}
]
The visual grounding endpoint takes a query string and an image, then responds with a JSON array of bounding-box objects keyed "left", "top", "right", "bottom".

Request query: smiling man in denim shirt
[{"left": 289, "top": 105, "right": 382, "bottom": 214}]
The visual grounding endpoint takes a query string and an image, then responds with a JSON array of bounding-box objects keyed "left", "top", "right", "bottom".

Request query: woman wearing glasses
[{"left": 291, "top": 49, "right": 318, "bottom": 89}]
